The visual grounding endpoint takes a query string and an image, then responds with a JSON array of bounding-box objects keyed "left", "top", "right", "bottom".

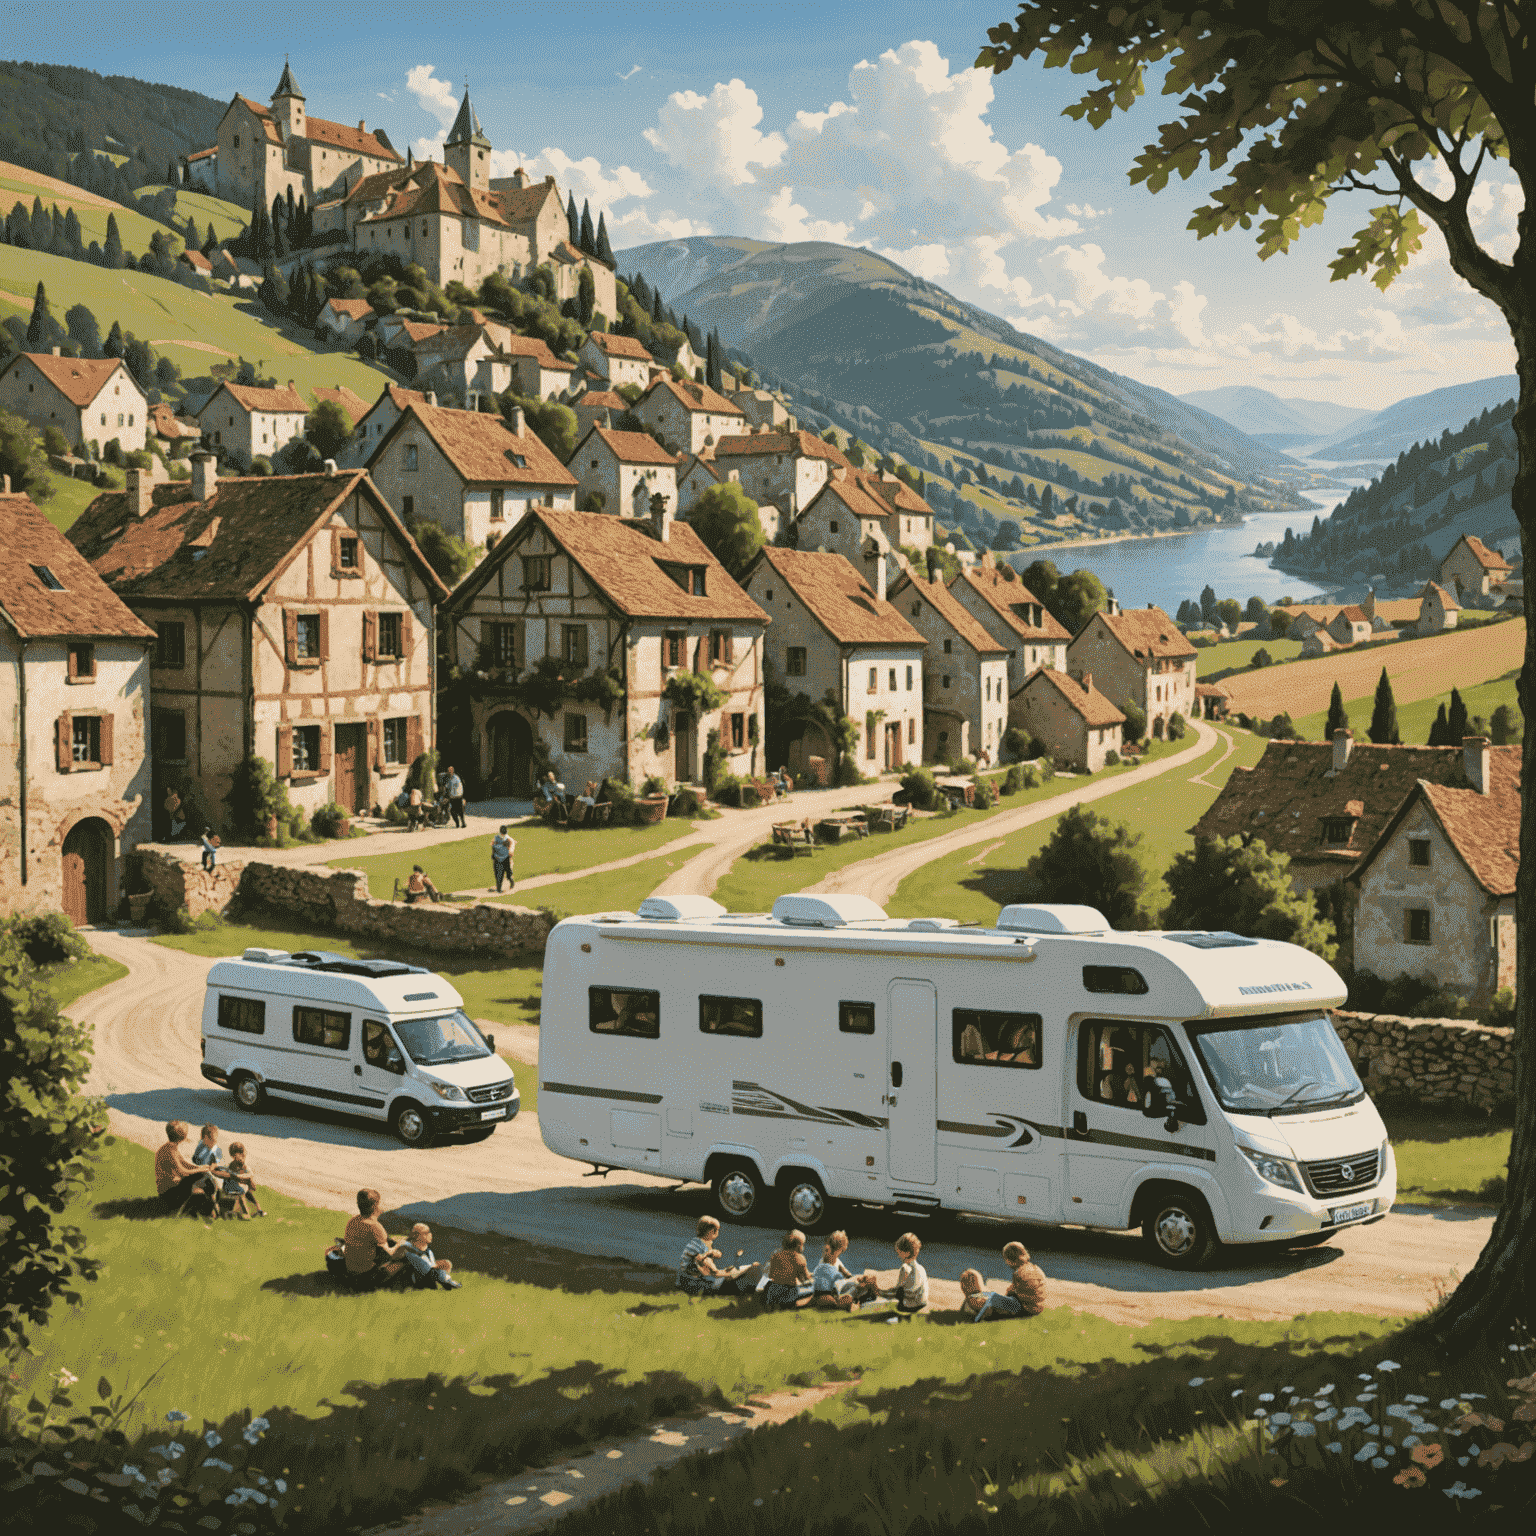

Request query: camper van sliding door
[{"left": 887, "top": 980, "right": 937, "bottom": 1185}]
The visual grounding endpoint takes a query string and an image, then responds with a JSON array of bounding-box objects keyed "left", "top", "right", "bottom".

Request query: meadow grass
[
  {"left": 43, "top": 949, "right": 129, "bottom": 1011},
  {"left": 335, "top": 818, "right": 692, "bottom": 898},
  {"left": 1383, "top": 1109, "right": 1511, "bottom": 1208},
  {"left": 36, "top": 463, "right": 106, "bottom": 531},
  {"left": 136, "top": 185, "right": 249, "bottom": 241},
  {"left": 493, "top": 848, "right": 699, "bottom": 920},
  {"left": 1196, "top": 634, "right": 1306, "bottom": 677},
  {"left": 1292, "top": 669, "right": 1520, "bottom": 744},
  {"left": 0, "top": 178, "right": 183, "bottom": 261}
]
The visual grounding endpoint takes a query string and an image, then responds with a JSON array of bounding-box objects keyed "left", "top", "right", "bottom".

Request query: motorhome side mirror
[
  {"left": 485, "top": 1032, "right": 497, "bottom": 1053},
  {"left": 1143, "top": 1077, "right": 1180, "bottom": 1128}
]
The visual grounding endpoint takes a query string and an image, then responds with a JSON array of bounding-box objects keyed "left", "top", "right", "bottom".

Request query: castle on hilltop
[{"left": 183, "top": 64, "right": 615, "bottom": 309}]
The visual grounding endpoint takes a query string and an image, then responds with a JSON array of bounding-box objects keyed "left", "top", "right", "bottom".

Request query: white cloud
[
  {"left": 644, "top": 78, "right": 786, "bottom": 188},
  {"left": 881, "top": 242, "right": 951, "bottom": 280},
  {"left": 406, "top": 65, "right": 458, "bottom": 129}
]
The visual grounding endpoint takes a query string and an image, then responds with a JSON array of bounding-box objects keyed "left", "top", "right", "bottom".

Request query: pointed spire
[
  {"left": 446, "top": 87, "right": 490, "bottom": 149},
  {"left": 274, "top": 56, "right": 305, "bottom": 101}
]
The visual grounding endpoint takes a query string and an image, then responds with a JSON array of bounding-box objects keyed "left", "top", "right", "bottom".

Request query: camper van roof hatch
[
  {"left": 996, "top": 904, "right": 1109, "bottom": 935},
  {"left": 242, "top": 947, "right": 290, "bottom": 963},
  {"left": 906, "top": 917, "right": 959, "bottom": 931},
  {"left": 772, "top": 894, "right": 888, "bottom": 928},
  {"left": 637, "top": 895, "right": 727, "bottom": 922},
  {"left": 291, "top": 955, "right": 429, "bottom": 979},
  {"left": 1163, "top": 931, "right": 1258, "bottom": 949}
]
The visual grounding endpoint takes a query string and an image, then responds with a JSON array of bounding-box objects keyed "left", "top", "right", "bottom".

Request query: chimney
[
  {"left": 1464, "top": 735, "right": 1491, "bottom": 795},
  {"left": 358, "top": 120, "right": 366, "bottom": 131},
  {"left": 190, "top": 450, "right": 217, "bottom": 503},
  {"left": 424, "top": 391, "right": 437, "bottom": 407},
  {"left": 466, "top": 390, "right": 480, "bottom": 413},
  {"left": 51, "top": 345, "right": 61, "bottom": 356},
  {"left": 1362, "top": 587, "right": 1376, "bottom": 622},
  {"left": 509, "top": 405, "right": 525, "bottom": 436},
  {"left": 726, "top": 468, "right": 740, "bottom": 483},
  {"left": 126, "top": 466, "right": 153, "bottom": 518},
  {"left": 651, "top": 495, "right": 673, "bottom": 544},
  {"left": 875, "top": 557, "right": 887, "bottom": 604},
  {"left": 1333, "top": 728, "right": 1353, "bottom": 772},
  {"left": 324, "top": 458, "right": 339, "bottom": 475}
]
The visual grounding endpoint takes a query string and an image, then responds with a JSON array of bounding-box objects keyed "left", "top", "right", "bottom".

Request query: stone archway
[
  {"left": 487, "top": 711, "right": 535, "bottom": 798},
  {"left": 61, "top": 817, "right": 113, "bottom": 926}
]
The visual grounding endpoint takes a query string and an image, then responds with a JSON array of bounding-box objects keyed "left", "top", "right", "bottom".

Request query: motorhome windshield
[
  {"left": 1186, "top": 1013, "right": 1363, "bottom": 1116},
  {"left": 394, "top": 1010, "right": 490, "bottom": 1066}
]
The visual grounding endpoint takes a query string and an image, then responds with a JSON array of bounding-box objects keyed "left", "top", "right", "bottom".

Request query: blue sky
[{"left": 13, "top": 2, "right": 1520, "bottom": 411}]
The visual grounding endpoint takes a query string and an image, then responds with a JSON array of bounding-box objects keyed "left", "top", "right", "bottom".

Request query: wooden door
[
  {"left": 489, "top": 712, "right": 534, "bottom": 797},
  {"left": 61, "top": 846, "right": 88, "bottom": 925},
  {"left": 885, "top": 722, "right": 902, "bottom": 770},
  {"left": 333, "top": 723, "right": 370, "bottom": 812},
  {"left": 674, "top": 712, "right": 693, "bottom": 783},
  {"left": 61, "top": 819, "right": 109, "bottom": 925}
]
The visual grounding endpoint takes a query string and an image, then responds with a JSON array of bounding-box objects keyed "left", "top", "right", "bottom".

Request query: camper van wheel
[
  {"left": 783, "top": 1174, "right": 832, "bottom": 1233},
  {"left": 1140, "top": 1188, "right": 1217, "bottom": 1270},
  {"left": 712, "top": 1161, "right": 766, "bottom": 1224},
  {"left": 232, "top": 1074, "right": 265, "bottom": 1113},
  {"left": 391, "top": 1102, "right": 432, "bottom": 1147}
]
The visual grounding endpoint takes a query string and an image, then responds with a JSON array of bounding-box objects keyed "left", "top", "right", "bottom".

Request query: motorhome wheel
[
  {"left": 1140, "top": 1189, "right": 1217, "bottom": 1269},
  {"left": 232, "top": 1074, "right": 265, "bottom": 1113},
  {"left": 391, "top": 1102, "right": 431, "bottom": 1147},
  {"left": 712, "top": 1161, "right": 765, "bottom": 1223},
  {"left": 783, "top": 1174, "right": 831, "bottom": 1232}
]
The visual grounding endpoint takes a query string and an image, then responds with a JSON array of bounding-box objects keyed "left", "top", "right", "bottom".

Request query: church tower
[
  {"left": 445, "top": 88, "right": 491, "bottom": 192},
  {"left": 271, "top": 58, "right": 306, "bottom": 142}
]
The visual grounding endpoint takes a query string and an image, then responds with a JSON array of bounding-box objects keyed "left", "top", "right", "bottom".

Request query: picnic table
[
  {"left": 771, "top": 820, "right": 816, "bottom": 858},
  {"left": 864, "top": 803, "right": 911, "bottom": 833},
  {"left": 936, "top": 777, "right": 976, "bottom": 810},
  {"left": 816, "top": 812, "right": 869, "bottom": 843}
]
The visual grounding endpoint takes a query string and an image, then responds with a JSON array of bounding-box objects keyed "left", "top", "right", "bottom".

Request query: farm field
[
  {"left": 1196, "top": 634, "right": 1306, "bottom": 676},
  {"left": 1218, "top": 618, "right": 1524, "bottom": 719},
  {"left": 1292, "top": 669, "right": 1521, "bottom": 744},
  {"left": 135, "top": 184, "right": 248, "bottom": 241},
  {"left": 36, "top": 467, "right": 107, "bottom": 532}
]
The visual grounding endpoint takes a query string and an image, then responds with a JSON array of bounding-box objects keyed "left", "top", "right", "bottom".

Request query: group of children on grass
[
  {"left": 677, "top": 1216, "right": 1047, "bottom": 1321},
  {"left": 152, "top": 1120, "right": 265, "bottom": 1219}
]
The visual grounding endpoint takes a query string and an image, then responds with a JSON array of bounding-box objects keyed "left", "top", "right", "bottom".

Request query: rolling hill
[
  {"left": 1176, "top": 385, "right": 1371, "bottom": 447},
  {"left": 1303, "top": 374, "right": 1519, "bottom": 464}
]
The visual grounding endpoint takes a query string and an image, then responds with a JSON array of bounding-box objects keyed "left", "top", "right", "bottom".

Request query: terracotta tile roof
[
  {"left": 68, "top": 470, "right": 447, "bottom": 603},
  {"left": 383, "top": 384, "right": 427, "bottom": 411},
  {"left": 1459, "top": 534, "right": 1511, "bottom": 572},
  {"left": 581, "top": 426, "right": 678, "bottom": 467},
  {"left": 1193, "top": 739, "right": 1519, "bottom": 870},
  {"left": 1421, "top": 580, "right": 1460, "bottom": 610},
  {"left": 148, "top": 402, "right": 200, "bottom": 438},
  {"left": 1092, "top": 605, "right": 1197, "bottom": 661},
  {"left": 1273, "top": 603, "right": 1335, "bottom": 622},
  {"left": 350, "top": 162, "right": 507, "bottom": 229},
  {"left": 302, "top": 114, "right": 403, "bottom": 163},
  {"left": 234, "top": 96, "right": 284, "bottom": 146},
  {"left": 1420, "top": 774, "right": 1520, "bottom": 894},
  {"left": 186, "top": 146, "right": 217, "bottom": 163},
  {"left": 643, "top": 376, "right": 744, "bottom": 417},
  {"left": 889, "top": 572, "right": 1005, "bottom": 656},
  {"left": 574, "top": 389, "right": 627, "bottom": 413},
  {"left": 1303, "top": 631, "right": 1339, "bottom": 652},
  {"left": 950, "top": 564, "right": 1071, "bottom": 643},
  {"left": 715, "top": 429, "right": 850, "bottom": 468},
  {"left": 310, "top": 385, "right": 370, "bottom": 428},
  {"left": 179, "top": 249, "right": 213, "bottom": 274},
  {"left": 1195, "top": 682, "right": 1230, "bottom": 698},
  {"left": 751, "top": 546, "right": 924, "bottom": 648},
  {"left": 450, "top": 507, "right": 767, "bottom": 624},
  {"left": 501, "top": 334, "right": 565, "bottom": 368},
  {"left": 588, "top": 333, "right": 653, "bottom": 361},
  {"left": 491, "top": 177, "right": 561, "bottom": 226},
  {"left": 805, "top": 473, "right": 899, "bottom": 526},
  {"left": 373, "top": 401, "right": 577, "bottom": 489},
  {"left": 1336, "top": 605, "right": 1369, "bottom": 623},
  {"left": 0, "top": 493, "right": 155, "bottom": 640},
  {"left": 389, "top": 320, "right": 445, "bottom": 347},
  {"left": 853, "top": 468, "right": 934, "bottom": 515},
  {"left": 412, "top": 325, "right": 497, "bottom": 363},
  {"left": 4, "top": 353, "right": 130, "bottom": 408},
  {"left": 200, "top": 381, "right": 307, "bottom": 418},
  {"left": 1023, "top": 667, "right": 1126, "bottom": 727},
  {"left": 322, "top": 297, "right": 374, "bottom": 321}
]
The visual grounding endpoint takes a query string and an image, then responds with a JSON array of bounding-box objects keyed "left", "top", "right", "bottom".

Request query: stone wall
[
  {"left": 1332, "top": 1009, "right": 1514, "bottom": 1114},
  {"left": 134, "top": 848, "right": 554, "bottom": 958}
]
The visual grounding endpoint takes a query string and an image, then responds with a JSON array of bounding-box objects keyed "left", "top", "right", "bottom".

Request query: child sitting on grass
[
  {"left": 877, "top": 1232, "right": 928, "bottom": 1315},
  {"left": 1002, "top": 1240, "right": 1048, "bottom": 1316},
  {"left": 218, "top": 1142, "right": 266, "bottom": 1219},
  {"left": 762, "top": 1229, "right": 815, "bottom": 1311},
  {"left": 959, "top": 1266, "right": 1021, "bottom": 1322},
  {"left": 677, "top": 1215, "right": 762, "bottom": 1296},
  {"left": 191, "top": 1123, "right": 222, "bottom": 1169},
  {"left": 402, "top": 1223, "right": 461, "bottom": 1290},
  {"left": 811, "top": 1230, "right": 876, "bottom": 1311}
]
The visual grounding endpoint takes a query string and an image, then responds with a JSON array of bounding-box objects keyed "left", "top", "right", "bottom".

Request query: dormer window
[
  {"left": 1321, "top": 817, "right": 1355, "bottom": 846},
  {"left": 31, "top": 564, "right": 63, "bottom": 591}
]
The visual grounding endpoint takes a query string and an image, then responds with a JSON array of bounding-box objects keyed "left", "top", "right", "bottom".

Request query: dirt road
[{"left": 79, "top": 928, "right": 1489, "bottom": 1325}]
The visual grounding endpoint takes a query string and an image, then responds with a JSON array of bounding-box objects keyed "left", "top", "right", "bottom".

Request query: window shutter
[
  {"left": 406, "top": 714, "right": 424, "bottom": 764},
  {"left": 57, "top": 711, "right": 73, "bottom": 773},
  {"left": 318, "top": 726, "right": 333, "bottom": 773},
  {"left": 726, "top": 630, "right": 735, "bottom": 662},
  {"left": 693, "top": 636, "right": 705, "bottom": 673},
  {"left": 283, "top": 609, "right": 298, "bottom": 667},
  {"left": 318, "top": 609, "right": 330, "bottom": 662},
  {"left": 514, "top": 620, "right": 524, "bottom": 669},
  {"left": 275, "top": 725, "right": 293, "bottom": 778},
  {"left": 330, "top": 528, "right": 342, "bottom": 570},
  {"left": 575, "top": 625, "right": 588, "bottom": 668},
  {"left": 362, "top": 610, "right": 377, "bottom": 663},
  {"left": 67, "top": 646, "right": 78, "bottom": 682},
  {"left": 100, "top": 713, "right": 114, "bottom": 767},
  {"left": 368, "top": 715, "right": 382, "bottom": 769}
]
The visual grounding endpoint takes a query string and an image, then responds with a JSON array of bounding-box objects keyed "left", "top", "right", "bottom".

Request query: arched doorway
[
  {"left": 61, "top": 818, "right": 113, "bottom": 926},
  {"left": 487, "top": 711, "right": 534, "bottom": 797}
]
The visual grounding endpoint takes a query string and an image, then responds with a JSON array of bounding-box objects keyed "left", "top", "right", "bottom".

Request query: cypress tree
[
  {"left": 567, "top": 193, "right": 580, "bottom": 247},
  {"left": 595, "top": 212, "right": 614, "bottom": 265},
  {"left": 1368, "top": 666, "right": 1400, "bottom": 745},
  {"left": 30, "top": 197, "right": 50, "bottom": 249},
  {"left": 6, "top": 202, "right": 28, "bottom": 248},
  {"left": 651, "top": 287, "right": 663, "bottom": 323},
  {"left": 1447, "top": 686, "right": 1470, "bottom": 743},
  {"left": 286, "top": 185, "right": 296, "bottom": 221},
  {"left": 104, "top": 211, "right": 124, "bottom": 268},
  {"left": 1324, "top": 681, "right": 1348, "bottom": 741},
  {"left": 26, "top": 282, "right": 50, "bottom": 348},
  {"left": 202, "top": 223, "right": 218, "bottom": 255},
  {"left": 1428, "top": 702, "right": 1450, "bottom": 745},
  {"left": 103, "top": 320, "right": 124, "bottom": 358},
  {"left": 579, "top": 200, "right": 596, "bottom": 254}
]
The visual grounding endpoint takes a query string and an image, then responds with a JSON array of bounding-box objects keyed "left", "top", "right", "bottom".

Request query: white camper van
[
  {"left": 201, "top": 949, "right": 519, "bottom": 1145},
  {"left": 538, "top": 894, "right": 1394, "bottom": 1268}
]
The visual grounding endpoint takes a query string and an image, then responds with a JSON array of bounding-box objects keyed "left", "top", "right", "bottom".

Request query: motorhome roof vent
[
  {"left": 997, "top": 904, "right": 1109, "bottom": 935},
  {"left": 637, "top": 895, "right": 727, "bottom": 921},
  {"left": 242, "top": 948, "right": 290, "bottom": 963},
  {"left": 906, "top": 917, "right": 959, "bottom": 931},
  {"left": 1163, "top": 931, "right": 1258, "bottom": 949},
  {"left": 772, "top": 894, "right": 888, "bottom": 927},
  {"left": 292, "top": 955, "right": 428, "bottom": 979}
]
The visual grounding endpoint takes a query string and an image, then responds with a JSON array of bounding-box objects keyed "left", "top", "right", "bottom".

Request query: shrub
[
  {"left": 1346, "top": 969, "right": 1470, "bottom": 1019},
  {"left": 1250, "top": 647, "right": 1274, "bottom": 668},
  {"left": 899, "top": 765, "right": 941, "bottom": 810},
  {"left": 1104, "top": 748, "right": 1120, "bottom": 766},
  {"left": 1483, "top": 986, "right": 1515, "bottom": 1027},
  {"left": 971, "top": 776, "right": 995, "bottom": 810},
  {"left": 1268, "top": 711, "right": 1297, "bottom": 740},
  {"left": 226, "top": 753, "right": 302, "bottom": 841},
  {"left": 1164, "top": 835, "right": 1336, "bottom": 960},
  {"left": 249, "top": 454, "right": 273, "bottom": 476},
  {"left": 669, "top": 786, "right": 706, "bottom": 817},
  {"left": 641, "top": 775, "right": 668, "bottom": 797},
  {"left": 384, "top": 799, "right": 408, "bottom": 826},
  {"left": 310, "top": 802, "right": 351, "bottom": 838},
  {"left": 664, "top": 671, "right": 728, "bottom": 715},
  {"left": 1167, "top": 710, "right": 1187, "bottom": 741},
  {"left": 1121, "top": 699, "right": 1146, "bottom": 744},
  {"left": 1018, "top": 804, "right": 1148, "bottom": 928},
  {"left": 1001, "top": 725, "right": 1030, "bottom": 762},
  {"left": 1, "top": 911, "right": 90, "bottom": 966},
  {"left": 833, "top": 756, "right": 866, "bottom": 787},
  {"left": 165, "top": 906, "right": 225, "bottom": 936},
  {"left": 702, "top": 728, "right": 729, "bottom": 792},
  {"left": 599, "top": 777, "right": 637, "bottom": 824}
]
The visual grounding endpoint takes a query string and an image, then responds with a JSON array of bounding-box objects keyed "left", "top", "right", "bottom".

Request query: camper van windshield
[
  {"left": 1186, "top": 1014, "right": 1362, "bottom": 1116},
  {"left": 393, "top": 1010, "right": 490, "bottom": 1066}
]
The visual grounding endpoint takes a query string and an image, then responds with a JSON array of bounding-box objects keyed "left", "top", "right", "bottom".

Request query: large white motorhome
[{"left": 538, "top": 894, "right": 1394, "bottom": 1268}]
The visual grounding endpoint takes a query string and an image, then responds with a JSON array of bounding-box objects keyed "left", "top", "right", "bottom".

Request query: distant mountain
[
  {"left": 1176, "top": 385, "right": 1371, "bottom": 442},
  {"left": 1305, "top": 374, "right": 1519, "bottom": 464},
  {"left": 619, "top": 235, "right": 1316, "bottom": 544}
]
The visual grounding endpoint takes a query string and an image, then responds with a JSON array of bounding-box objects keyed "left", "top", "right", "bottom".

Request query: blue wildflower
[
  {"left": 204, "top": 1431, "right": 221, "bottom": 1449},
  {"left": 166, "top": 1410, "right": 189, "bottom": 1424},
  {"left": 1443, "top": 1483, "right": 1482, "bottom": 1500},
  {"left": 1188, "top": 1377, "right": 1206, "bottom": 1388},
  {"left": 1354, "top": 1443, "right": 1380, "bottom": 1462}
]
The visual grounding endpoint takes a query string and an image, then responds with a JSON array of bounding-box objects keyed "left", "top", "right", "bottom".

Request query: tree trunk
[{"left": 1430, "top": 303, "right": 1536, "bottom": 1347}]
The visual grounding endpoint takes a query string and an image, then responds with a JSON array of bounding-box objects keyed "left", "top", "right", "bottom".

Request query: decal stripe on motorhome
[
  {"left": 938, "top": 1115, "right": 1037, "bottom": 1148},
  {"left": 732, "top": 1081, "right": 886, "bottom": 1129},
  {"left": 1063, "top": 1123, "right": 1217, "bottom": 1162},
  {"left": 264, "top": 1080, "right": 385, "bottom": 1110},
  {"left": 542, "top": 1082, "right": 663, "bottom": 1104}
]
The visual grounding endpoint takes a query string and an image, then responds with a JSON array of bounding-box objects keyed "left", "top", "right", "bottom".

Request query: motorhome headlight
[
  {"left": 427, "top": 1080, "right": 466, "bottom": 1101},
  {"left": 1237, "top": 1144, "right": 1304, "bottom": 1193}
]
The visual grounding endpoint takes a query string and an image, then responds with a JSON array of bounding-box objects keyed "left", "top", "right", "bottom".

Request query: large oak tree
[{"left": 977, "top": 1, "right": 1532, "bottom": 1344}]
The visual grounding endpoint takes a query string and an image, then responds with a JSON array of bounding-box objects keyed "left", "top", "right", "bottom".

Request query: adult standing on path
[
  {"left": 491, "top": 825, "right": 515, "bottom": 894},
  {"left": 443, "top": 765, "right": 466, "bottom": 830}
]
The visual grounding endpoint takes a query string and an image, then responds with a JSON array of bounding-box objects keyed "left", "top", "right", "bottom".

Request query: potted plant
[{"left": 127, "top": 891, "right": 152, "bottom": 923}]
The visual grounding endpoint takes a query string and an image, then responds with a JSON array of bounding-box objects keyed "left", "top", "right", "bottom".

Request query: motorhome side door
[{"left": 887, "top": 979, "right": 937, "bottom": 1185}]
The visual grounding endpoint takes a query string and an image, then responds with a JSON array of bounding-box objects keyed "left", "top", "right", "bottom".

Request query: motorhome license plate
[
  {"left": 480, "top": 1108, "right": 507, "bottom": 1120},
  {"left": 1330, "top": 1201, "right": 1371, "bottom": 1225}
]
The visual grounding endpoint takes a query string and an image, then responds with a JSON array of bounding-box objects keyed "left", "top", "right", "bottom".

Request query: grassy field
[
  {"left": 335, "top": 820, "right": 693, "bottom": 898},
  {"left": 0, "top": 178, "right": 180, "bottom": 262},
  {"left": 1387, "top": 1110, "right": 1511, "bottom": 1206},
  {"left": 1292, "top": 669, "right": 1520, "bottom": 744},
  {"left": 36, "top": 466, "right": 108, "bottom": 531},
  {"left": 496, "top": 848, "right": 700, "bottom": 919},
  {"left": 136, "top": 185, "right": 248, "bottom": 242},
  {"left": 1196, "top": 634, "right": 1306, "bottom": 677},
  {"left": 42, "top": 949, "right": 129, "bottom": 1011},
  {"left": 888, "top": 728, "right": 1264, "bottom": 924}
]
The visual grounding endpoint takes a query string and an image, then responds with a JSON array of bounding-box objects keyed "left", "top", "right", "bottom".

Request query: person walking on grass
[
  {"left": 491, "top": 825, "right": 515, "bottom": 893},
  {"left": 443, "top": 765, "right": 466, "bottom": 829}
]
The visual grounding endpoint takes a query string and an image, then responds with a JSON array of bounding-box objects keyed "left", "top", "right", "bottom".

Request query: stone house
[
  {"left": 489, "top": 169, "right": 617, "bottom": 318},
  {"left": 632, "top": 376, "right": 745, "bottom": 455},
  {"left": 367, "top": 399, "right": 577, "bottom": 550},
  {"left": 148, "top": 402, "right": 202, "bottom": 448},
  {"left": 178, "top": 248, "right": 214, "bottom": 280},
  {"left": 676, "top": 452, "right": 724, "bottom": 512},
  {"left": 946, "top": 562, "right": 1070, "bottom": 700},
  {"left": 315, "top": 297, "right": 375, "bottom": 344},
  {"left": 183, "top": 145, "right": 217, "bottom": 192},
  {"left": 1301, "top": 628, "right": 1338, "bottom": 658},
  {"left": 1066, "top": 604, "right": 1196, "bottom": 739},
  {"left": 740, "top": 546, "right": 925, "bottom": 775},
  {"left": 578, "top": 332, "right": 654, "bottom": 390},
  {"left": 341, "top": 384, "right": 427, "bottom": 468},
  {"left": 504, "top": 335, "right": 574, "bottom": 400},
  {"left": 411, "top": 325, "right": 510, "bottom": 403},
  {"left": 195, "top": 380, "right": 308, "bottom": 470},
  {"left": 888, "top": 570, "right": 1008, "bottom": 764},
  {"left": 1016, "top": 668, "right": 1126, "bottom": 774},
  {"left": 1439, "top": 533, "right": 1512, "bottom": 602},
  {"left": 0, "top": 351, "right": 148, "bottom": 455},
  {"left": 68, "top": 455, "right": 446, "bottom": 829},
  {"left": 1194, "top": 681, "right": 1231, "bottom": 720},
  {"left": 569, "top": 426, "right": 679, "bottom": 517},
  {"left": 375, "top": 315, "right": 444, "bottom": 353},
  {"left": 309, "top": 384, "right": 370, "bottom": 435},
  {"left": 1348, "top": 737, "right": 1517, "bottom": 1005},
  {"left": 1417, "top": 579, "right": 1461, "bottom": 636},
  {"left": 1326, "top": 605, "right": 1373, "bottom": 647},
  {"left": 713, "top": 429, "right": 850, "bottom": 527},
  {"left": 0, "top": 488, "right": 155, "bottom": 924},
  {"left": 728, "top": 387, "right": 796, "bottom": 432},
  {"left": 439, "top": 502, "right": 768, "bottom": 794},
  {"left": 569, "top": 387, "right": 630, "bottom": 437}
]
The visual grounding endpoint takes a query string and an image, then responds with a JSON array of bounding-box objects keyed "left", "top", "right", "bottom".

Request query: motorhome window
[
  {"left": 953, "top": 1009, "right": 1041, "bottom": 1069},
  {"left": 1186, "top": 1014, "right": 1362, "bottom": 1116},
  {"left": 839, "top": 1001, "right": 875, "bottom": 1035},
  {"left": 293, "top": 1007, "right": 351, "bottom": 1051},
  {"left": 1082, "top": 965, "right": 1149, "bottom": 995},
  {"left": 217, "top": 996, "right": 265, "bottom": 1034},
  {"left": 590, "top": 987, "right": 660, "bottom": 1039},
  {"left": 700, "top": 996, "right": 763, "bottom": 1038},
  {"left": 362, "top": 1019, "right": 406, "bottom": 1074},
  {"left": 1076, "top": 1021, "right": 1204, "bottom": 1123},
  {"left": 393, "top": 1010, "right": 487, "bottom": 1066}
]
